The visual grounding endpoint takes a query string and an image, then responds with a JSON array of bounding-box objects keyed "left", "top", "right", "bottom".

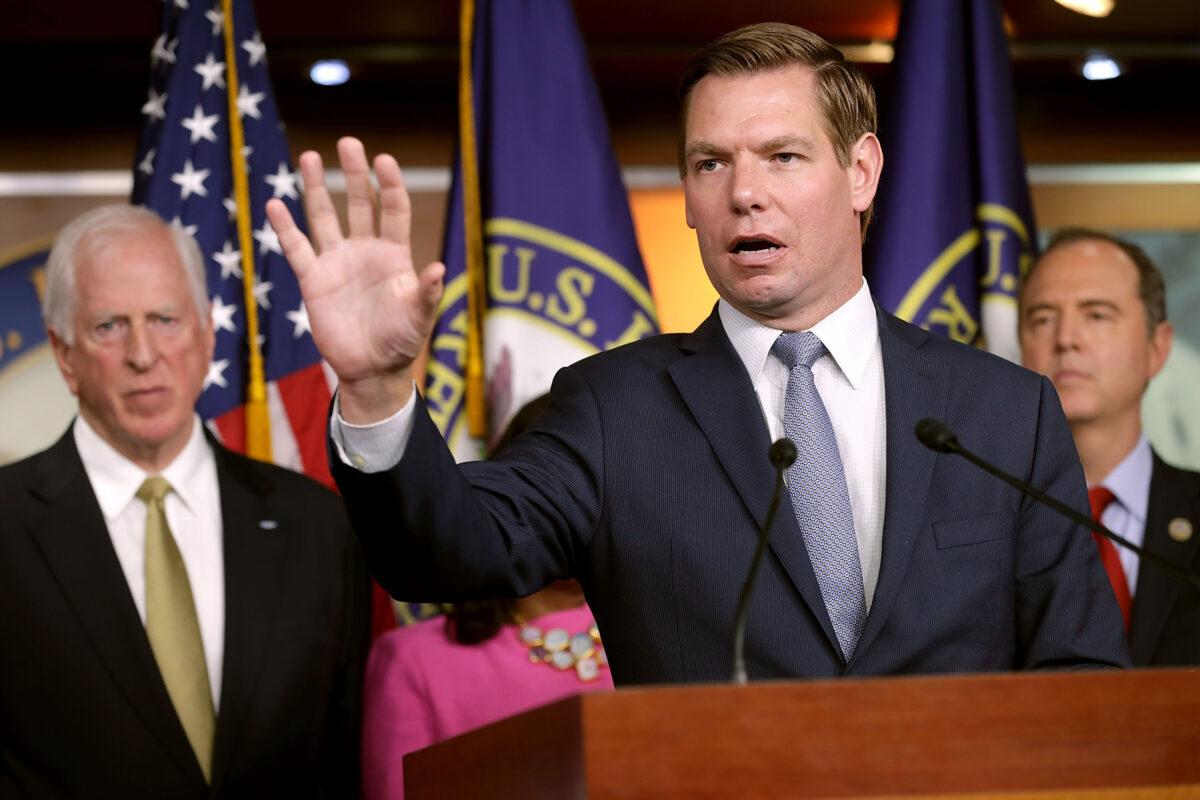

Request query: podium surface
[{"left": 405, "top": 668, "right": 1200, "bottom": 799}]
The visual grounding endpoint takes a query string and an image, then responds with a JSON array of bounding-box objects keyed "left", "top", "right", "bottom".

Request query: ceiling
[{"left": 5, "top": 0, "right": 1199, "bottom": 169}]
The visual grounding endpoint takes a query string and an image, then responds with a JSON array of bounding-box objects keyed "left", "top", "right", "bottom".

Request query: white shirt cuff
[{"left": 330, "top": 385, "right": 417, "bottom": 474}]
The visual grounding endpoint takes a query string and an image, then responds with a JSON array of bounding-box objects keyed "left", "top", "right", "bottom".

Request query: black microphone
[
  {"left": 915, "top": 417, "right": 1200, "bottom": 592},
  {"left": 731, "top": 438, "right": 797, "bottom": 685}
]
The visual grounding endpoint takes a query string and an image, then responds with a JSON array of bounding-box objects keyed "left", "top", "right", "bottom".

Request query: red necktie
[{"left": 1088, "top": 486, "right": 1131, "bottom": 632}]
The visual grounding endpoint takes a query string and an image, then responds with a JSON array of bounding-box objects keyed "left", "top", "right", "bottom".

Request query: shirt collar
[
  {"left": 718, "top": 279, "right": 879, "bottom": 388},
  {"left": 1093, "top": 435, "right": 1153, "bottom": 523},
  {"left": 74, "top": 414, "right": 211, "bottom": 520}
]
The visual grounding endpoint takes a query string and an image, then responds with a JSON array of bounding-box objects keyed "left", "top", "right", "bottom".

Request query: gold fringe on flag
[
  {"left": 459, "top": 0, "right": 488, "bottom": 440},
  {"left": 221, "top": 0, "right": 272, "bottom": 461}
]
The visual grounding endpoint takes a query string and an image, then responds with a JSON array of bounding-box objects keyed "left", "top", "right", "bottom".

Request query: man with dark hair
[
  {"left": 0, "top": 205, "right": 371, "bottom": 797},
  {"left": 268, "top": 23, "right": 1126, "bottom": 684},
  {"left": 1020, "top": 228, "right": 1199, "bottom": 666}
]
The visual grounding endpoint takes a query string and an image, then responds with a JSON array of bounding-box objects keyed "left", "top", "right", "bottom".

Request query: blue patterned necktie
[{"left": 772, "top": 331, "right": 866, "bottom": 661}]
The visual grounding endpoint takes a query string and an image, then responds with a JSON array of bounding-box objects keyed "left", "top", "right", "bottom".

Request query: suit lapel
[
  {"left": 668, "top": 308, "right": 842, "bottom": 654},
  {"left": 852, "top": 312, "right": 949, "bottom": 661},
  {"left": 208, "top": 441, "right": 290, "bottom": 788},
  {"left": 24, "top": 428, "right": 206, "bottom": 784},
  {"left": 1130, "top": 454, "right": 1200, "bottom": 664}
]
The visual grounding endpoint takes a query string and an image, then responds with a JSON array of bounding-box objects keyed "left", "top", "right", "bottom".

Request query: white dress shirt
[
  {"left": 718, "top": 281, "right": 887, "bottom": 607},
  {"left": 332, "top": 280, "right": 888, "bottom": 606},
  {"left": 1091, "top": 435, "right": 1152, "bottom": 597},
  {"left": 75, "top": 415, "right": 225, "bottom": 708}
]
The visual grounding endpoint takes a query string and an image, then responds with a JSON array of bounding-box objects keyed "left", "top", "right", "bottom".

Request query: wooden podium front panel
[{"left": 406, "top": 669, "right": 1200, "bottom": 799}]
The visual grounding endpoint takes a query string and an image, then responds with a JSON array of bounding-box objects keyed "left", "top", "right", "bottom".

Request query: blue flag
[
  {"left": 428, "top": 0, "right": 659, "bottom": 460},
  {"left": 130, "top": 0, "right": 334, "bottom": 482},
  {"left": 865, "top": 0, "right": 1037, "bottom": 362}
]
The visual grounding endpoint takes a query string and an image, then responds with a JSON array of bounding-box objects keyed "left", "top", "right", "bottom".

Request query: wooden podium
[{"left": 405, "top": 668, "right": 1200, "bottom": 799}]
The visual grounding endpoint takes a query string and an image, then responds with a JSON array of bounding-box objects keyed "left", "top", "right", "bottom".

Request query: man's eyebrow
[
  {"left": 1023, "top": 301, "right": 1058, "bottom": 317},
  {"left": 683, "top": 140, "right": 723, "bottom": 160},
  {"left": 759, "top": 134, "right": 817, "bottom": 152}
]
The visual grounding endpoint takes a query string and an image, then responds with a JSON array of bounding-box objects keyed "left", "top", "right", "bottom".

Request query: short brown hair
[
  {"left": 1022, "top": 228, "right": 1167, "bottom": 332},
  {"left": 677, "top": 22, "right": 879, "bottom": 234}
]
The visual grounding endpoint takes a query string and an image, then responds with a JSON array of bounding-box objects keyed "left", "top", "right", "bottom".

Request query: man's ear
[
  {"left": 849, "top": 132, "right": 883, "bottom": 215},
  {"left": 48, "top": 328, "right": 81, "bottom": 397},
  {"left": 1147, "top": 320, "right": 1174, "bottom": 379}
]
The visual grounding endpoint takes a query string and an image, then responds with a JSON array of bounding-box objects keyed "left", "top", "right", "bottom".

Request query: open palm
[{"left": 266, "top": 138, "right": 444, "bottom": 417}]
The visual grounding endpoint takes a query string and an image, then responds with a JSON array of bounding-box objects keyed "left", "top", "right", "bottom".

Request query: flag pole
[
  {"left": 458, "top": 0, "right": 488, "bottom": 440},
  {"left": 221, "top": 0, "right": 272, "bottom": 460}
]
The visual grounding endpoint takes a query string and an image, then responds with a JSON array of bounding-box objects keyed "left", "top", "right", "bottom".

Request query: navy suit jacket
[
  {"left": 334, "top": 307, "right": 1128, "bottom": 684},
  {"left": 1131, "top": 453, "right": 1200, "bottom": 666},
  {"left": 0, "top": 426, "right": 371, "bottom": 799}
]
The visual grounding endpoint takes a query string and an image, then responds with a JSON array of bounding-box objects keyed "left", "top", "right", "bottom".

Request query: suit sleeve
[
  {"left": 330, "top": 365, "right": 604, "bottom": 602},
  {"left": 1014, "top": 375, "right": 1131, "bottom": 669}
]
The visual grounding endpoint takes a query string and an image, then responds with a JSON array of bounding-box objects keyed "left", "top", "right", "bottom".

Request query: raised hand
[{"left": 266, "top": 137, "right": 445, "bottom": 423}]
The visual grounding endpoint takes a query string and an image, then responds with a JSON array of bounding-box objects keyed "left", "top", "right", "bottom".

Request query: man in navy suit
[
  {"left": 268, "top": 23, "right": 1128, "bottom": 683},
  {"left": 1020, "top": 229, "right": 1199, "bottom": 666}
]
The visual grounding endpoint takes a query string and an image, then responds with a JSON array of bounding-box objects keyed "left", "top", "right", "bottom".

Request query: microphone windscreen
[
  {"left": 769, "top": 438, "right": 798, "bottom": 469},
  {"left": 914, "top": 418, "right": 959, "bottom": 453}
]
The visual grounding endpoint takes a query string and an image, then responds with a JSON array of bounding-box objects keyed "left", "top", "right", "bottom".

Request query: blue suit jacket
[{"left": 334, "top": 307, "right": 1129, "bottom": 684}]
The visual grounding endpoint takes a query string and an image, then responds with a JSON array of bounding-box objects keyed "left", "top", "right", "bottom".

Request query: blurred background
[{"left": 2, "top": 0, "right": 1198, "bottom": 465}]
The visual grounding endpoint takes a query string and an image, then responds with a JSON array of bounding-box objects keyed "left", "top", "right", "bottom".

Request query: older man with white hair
[{"left": 0, "top": 204, "right": 370, "bottom": 799}]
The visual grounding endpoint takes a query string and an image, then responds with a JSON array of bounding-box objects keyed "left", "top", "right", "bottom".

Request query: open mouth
[{"left": 729, "top": 235, "right": 784, "bottom": 255}]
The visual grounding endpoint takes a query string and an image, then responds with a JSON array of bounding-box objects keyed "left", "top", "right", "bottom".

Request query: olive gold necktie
[{"left": 138, "top": 476, "right": 215, "bottom": 781}]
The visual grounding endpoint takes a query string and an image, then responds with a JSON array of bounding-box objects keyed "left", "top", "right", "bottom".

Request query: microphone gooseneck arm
[
  {"left": 732, "top": 438, "right": 798, "bottom": 686},
  {"left": 915, "top": 418, "right": 1200, "bottom": 593}
]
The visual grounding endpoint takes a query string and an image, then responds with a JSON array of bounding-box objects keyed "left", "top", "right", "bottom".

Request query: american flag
[
  {"left": 131, "top": 0, "right": 401, "bottom": 634},
  {"left": 131, "top": 0, "right": 334, "bottom": 486}
]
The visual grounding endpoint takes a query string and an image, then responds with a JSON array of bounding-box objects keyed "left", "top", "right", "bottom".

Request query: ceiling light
[
  {"left": 310, "top": 60, "right": 350, "bottom": 87},
  {"left": 1055, "top": 0, "right": 1115, "bottom": 18},
  {"left": 1081, "top": 54, "right": 1122, "bottom": 81}
]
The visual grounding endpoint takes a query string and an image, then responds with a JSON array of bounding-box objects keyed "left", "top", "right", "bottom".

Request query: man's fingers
[
  {"left": 297, "top": 150, "right": 344, "bottom": 252},
  {"left": 339, "top": 137, "right": 378, "bottom": 240},
  {"left": 376, "top": 154, "right": 412, "bottom": 246},
  {"left": 265, "top": 198, "right": 318, "bottom": 278}
]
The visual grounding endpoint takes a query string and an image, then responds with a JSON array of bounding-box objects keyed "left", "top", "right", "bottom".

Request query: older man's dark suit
[
  {"left": 0, "top": 426, "right": 370, "bottom": 799},
  {"left": 335, "top": 308, "right": 1128, "bottom": 684},
  {"left": 1131, "top": 454, "right": 1200, "bottom": 666}
]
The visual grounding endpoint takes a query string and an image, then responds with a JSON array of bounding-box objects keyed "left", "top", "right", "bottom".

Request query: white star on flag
[
  {"left": 174, "top": 0, "right": 188, "bottom": 8},
  {"left": 252, "top": 219, "right": 282, "bottom": 255},
  {"left": 253, "top": 280, "right": 274, "bottom": 310},
  {"left": 241, "top": 32, "right": 267, "bottom": 67},
  {"left": 212, "top": 241, "right": 243, "bottom": 279},
  {"left": 151, "top": 35, "right": 177, "bottom": 66},
  {"left": 210, "top": 295, "right": 238, "bottom": 333},
  {"left": 170, "top": 216, "right": 199, "bottom": 238},
  {"left": 264, "top": 162, "right": 301, "bottom": 199},
  {"left": 181, "top": 104, "right": 220, "bottom": 144},
  {"left": 194, "top": 53, "right": 226, "bottom": 91},
  {"left": 141, "top": 89, "right": 167, "bottom": 120},
  {"left": 203, "top": 359, "right": 230, "bottom": 390},
  {"left": 171, "top": 160, "right": 210, "bottom": 200},
  {"left": 236, "top": 85, "right": 266, "bottom": 120},
  {"left": 222, "top": 196, "right": 238, "bottom": 221},
  {"left": 205, "top": 8, "right": 224, "bottom": 35},
  {"left": 285, "top": 303, "right": 311, "bottom": 338},
  {"left": 138, "top": 148, "right": 156, "bottom": 176}
]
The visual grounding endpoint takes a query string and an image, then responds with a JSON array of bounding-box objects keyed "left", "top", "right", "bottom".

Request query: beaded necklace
[{"left": 510, "top": 612, "right": 608, "bottom": 682}]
